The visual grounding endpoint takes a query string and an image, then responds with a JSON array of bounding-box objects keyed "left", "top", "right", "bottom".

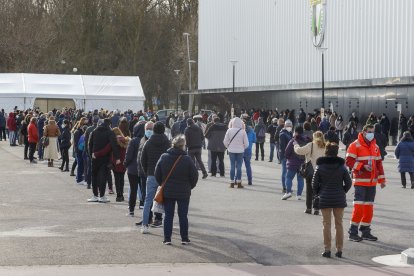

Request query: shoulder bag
[
  {"left": 299, "top": 143, "right": 314, "bottom": 178},
  {"left": 154, "top": 155, "right": 183, "bottom": 204}
]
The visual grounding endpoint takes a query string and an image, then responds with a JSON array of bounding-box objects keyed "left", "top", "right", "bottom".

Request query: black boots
[{"left": 322, "top": 251, "right": 331, "bottom": 258}]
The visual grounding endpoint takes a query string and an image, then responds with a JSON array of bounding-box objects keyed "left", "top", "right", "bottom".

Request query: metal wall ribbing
[{"left": 198, "top": 0, "right": 414, "bottom": 90}]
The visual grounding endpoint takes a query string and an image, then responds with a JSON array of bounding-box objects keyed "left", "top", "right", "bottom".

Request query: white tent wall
[{"left": 0, "top": 73, "right": 145, "bottom": 112}]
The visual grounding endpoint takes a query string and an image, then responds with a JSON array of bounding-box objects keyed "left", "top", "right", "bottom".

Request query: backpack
[
  {"left": 257, "top": 126, "right": 266, "bottom": 138},
  {"left": 78, "top": 135, "right": 85, "bottom": 151}
]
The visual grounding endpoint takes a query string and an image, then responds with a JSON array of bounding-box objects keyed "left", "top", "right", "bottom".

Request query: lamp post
[
  {"left": 183, "top": 32, "right": 195, "bottom": 113},
  {"left": 317, "top": 48, "right": 327, "bottom": 109},
  {"left": 174, "top": 70, "right": 181, "bottom": 113},
  {"left": 230, "top": 60, "right": 238, "bottom": 118}
]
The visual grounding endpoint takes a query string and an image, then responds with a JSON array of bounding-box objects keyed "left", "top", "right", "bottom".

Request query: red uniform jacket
[{"left": 345, "top": 133, "right": 385, "bottom": 186}]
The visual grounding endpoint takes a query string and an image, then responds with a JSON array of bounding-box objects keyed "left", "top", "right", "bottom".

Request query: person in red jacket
[
  {"left": 345, "top": 124, "right": 386, "bottom": 242},
  {"left": 27, "top": 117, "right": 39, "bottom": 163},
  {"left": 6, "top": 112, "right": 17, "bottom": 146}
]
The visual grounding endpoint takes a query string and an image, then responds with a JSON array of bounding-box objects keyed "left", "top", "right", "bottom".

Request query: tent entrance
[{"left": 34, "top": 98, "right": 75, "bottom": 113}]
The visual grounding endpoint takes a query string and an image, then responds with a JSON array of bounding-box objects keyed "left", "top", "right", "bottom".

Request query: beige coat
[{"left": 294, "top": 142, "right": 326, "bottom": 168}]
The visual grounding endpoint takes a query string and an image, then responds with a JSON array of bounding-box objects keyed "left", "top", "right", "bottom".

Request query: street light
[
  {"left": 230, "top": 60, "right": 238, "bottom": 118},
  {"left": 317, "top": 47, "right": 327, "bottom": 109},
  {"left": 174, "top": 70, "right": 181, "bottom": 113},
  {"left": 183, "top": 33, "right": 194, "bottom": 113}
]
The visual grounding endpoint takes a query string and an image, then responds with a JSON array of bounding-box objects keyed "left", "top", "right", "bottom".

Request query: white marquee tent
[{"left": 0, "top": 73, "right": 145, "bottom": 112}]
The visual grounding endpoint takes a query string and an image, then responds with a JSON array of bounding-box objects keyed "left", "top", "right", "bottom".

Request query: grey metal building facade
[{"left": 196, "top": 0, "right": 414, "bottom": 119}]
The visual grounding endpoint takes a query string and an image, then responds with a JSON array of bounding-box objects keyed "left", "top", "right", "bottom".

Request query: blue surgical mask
[
  {"left": 365, "top": 132, "right": 374, "bottom": 141},
  {"left": 145, "top": 130, "right": 153, "bottom": 138}
]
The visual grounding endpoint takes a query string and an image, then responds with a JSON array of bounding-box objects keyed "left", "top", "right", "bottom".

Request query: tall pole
[
  {"left": 174, "top": 70, "right": 180, "bottom": 113},
  {"left": 183, "top": 33, "right": 194, "bottom": 114},
  {"left": 322, "top": 52, "right": 325, "bottom": 109},
  {"left": 230, "top": 60, "right": 238, "bottom": 118}
]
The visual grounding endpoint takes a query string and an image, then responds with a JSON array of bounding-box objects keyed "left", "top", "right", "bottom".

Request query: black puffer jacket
[
  {"left": 312, "top": 156, "right": 352, "bottom": 209},
  {"left": 205, "top": 123, "right": 227, "bottom": 152},
  {"left": 155, "top": 148, "right": 198, "bottom": 199},
  {"left": 184, "top": 123, "right": 204, "bottom": 149},
  {"left": 141, "top": 133, "right": 170, "bottom": 176},
  {"left": 124, "top": 136, "right": 141, "bottom": 175},
  {"left": 60, "top": 128, "right": 72, "bottom": 149},
  {"left": 89, "top": 123, "right": 120, "bottom": 163}
]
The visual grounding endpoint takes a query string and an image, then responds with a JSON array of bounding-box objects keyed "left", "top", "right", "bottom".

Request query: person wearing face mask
[
  {"left": 59, "top": 120, "right": 72, "bottom": 171},
  {"left": 278, "top": 120, "right": 293, "bottom": 193},
  {"left": 345, "top": 124, "right": 386, "bottom": 242}
]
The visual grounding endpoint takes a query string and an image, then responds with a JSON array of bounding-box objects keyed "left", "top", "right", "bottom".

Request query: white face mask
[
  {"left": 286, "top": 127, "right": 292, "bottom": 132},
  {"left": 365, "top": 132, "right": 374, "bottom": 141}
]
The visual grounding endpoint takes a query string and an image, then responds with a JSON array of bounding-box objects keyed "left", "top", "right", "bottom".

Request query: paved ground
[{"left": 0, "top": 141, "right": 413, "bottom": 275}]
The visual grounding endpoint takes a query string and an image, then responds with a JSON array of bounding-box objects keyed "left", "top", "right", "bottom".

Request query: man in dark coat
[
  {"left": 324, "top": 126, "right": 340, "bottom": 144},
  {"left": 267, "top": 118, "right": 278, "bottom": 162},
  {"left": 279, "top": 120, "right": 293, "bottom": 193},
  {"left": 379, "top": 113, "right": 390, "bottom": 145},
  {"left": 184, "top": 118, "right": 208, "bottom": 179},
  {"left": 84, "top": 116, "right": 99, "bottom": 189},
  {"left": 205, "top": 117, "right": 228, "bottom": 177},
  {"left": 88, "top": 118, "right": 120, "bottom": 203},
  {"left": 140, "top": 122, "right": 170, "bottom": 233}
]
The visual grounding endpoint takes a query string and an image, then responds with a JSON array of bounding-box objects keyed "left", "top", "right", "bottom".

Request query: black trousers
[
  {"left": 71, "top": 158, "right": 77, "bottom": 173},
  {"left": 114, "top": 171, "right": 125, "bottom": 198},
  {"left": 28, "top": 142, "right": 37, "bottom": 162},
  {"left": 24, "top": 135, "right": 29, "bottom": 158},
  {"left": 401, "top": 172, "right": 414, "bottom": 187},
  {"left": 0, "top": 127, "right": 6, "bottom": 140},
  {"left": 211, "top": 151, "right": 225, "bottom": 176},
  {"left": 92, "top": 160, "right": 108, "bottom": 197},
  {"left": 128, "top": 174, "right": 139, "bottom": 212},
  {"left": 306, "top": 175, "right": 318, "bottom": 210},
  {"left": 60, "top": 147, "right": 69, "bottom": 170},
  {"left": 255, "top": 142, "right": 264, "bottom": 160},
  {"left": 107, "top": 169, "right": 113, "bottom": 190},
  {"left": 188, "top": 148, "right": 207, "bottom": 175}
]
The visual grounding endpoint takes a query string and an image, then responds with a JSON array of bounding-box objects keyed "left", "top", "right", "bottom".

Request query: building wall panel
[{"left": 198, "top": 0, "right": 414, "bottom": 90}]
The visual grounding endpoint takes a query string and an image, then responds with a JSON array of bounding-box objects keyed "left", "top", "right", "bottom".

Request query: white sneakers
[
  {"left": 87, "top": 195, "right": 110, "bottom": 203},
  {"left": 297, "top": 195, "right": 302, "bottom": 200},
  {"left": 281, "top": 192, "right": 292, "bottom": 200},
  {"left": 141, "top": 225, "right": 150, "bottom": 234},
  {"left": 98, "top": 196, "right": 110, "bottom": 203},
  {"left": 87, "top": 196, "right": 99, "bottom": 202},
  {"left": 77, "top": 181, "right": 87, "bottom": 186}
]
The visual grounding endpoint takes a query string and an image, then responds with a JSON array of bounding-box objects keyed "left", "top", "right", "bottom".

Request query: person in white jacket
[{"left": 223, "top": 117, "right": 249, "bottom": 188}]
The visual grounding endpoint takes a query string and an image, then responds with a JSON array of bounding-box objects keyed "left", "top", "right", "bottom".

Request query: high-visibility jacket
[{"left": 346, "top": 133, "right": 385, "bottom": 186}]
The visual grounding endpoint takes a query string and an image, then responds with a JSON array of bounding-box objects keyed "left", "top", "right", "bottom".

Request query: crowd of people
[{"left": 1, "top": 105, "right": 414, "bottom": 256}]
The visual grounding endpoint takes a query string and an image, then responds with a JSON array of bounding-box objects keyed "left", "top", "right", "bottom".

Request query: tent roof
[{"left": 0, "top": 73, "right": 145, "bottom": 100}]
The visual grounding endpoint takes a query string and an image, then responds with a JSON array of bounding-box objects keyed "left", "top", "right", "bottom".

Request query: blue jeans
[
  {"left": 38, "top": 143, "right": 44, "bottom": 159},
  {"left": 243, "top": 152, "right": 252, "bottom": 182},
  {"left": 286, "top": 168, "right": 304, "bottom": 195},
  {"left": 269, "top": 143, "right": 275, "bottom": 161},
  {"left": 229, "top": 152, "right": 243, "bottom": 182},
  {"left": 76, "top": 151, "right": 84, "bottom": 183},
  {"left": 142, "top": 176, "right": 159, "bottom": 226},
  {"left": 86, "top": 155, "right": 92, "bottom": 185},
  {"left": 164, "top": 197, "right": 190, "bottom": 241},
  {"left": 281, "top": 159, "right": 287, "bottom": 190}
]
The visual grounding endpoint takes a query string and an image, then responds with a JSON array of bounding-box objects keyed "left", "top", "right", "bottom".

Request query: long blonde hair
[{"left": 313, "top": 131, "right": 326, "bottom": 149}]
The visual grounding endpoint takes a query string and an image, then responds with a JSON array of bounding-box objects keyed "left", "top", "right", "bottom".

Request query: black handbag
[{"left": 299, "top": 143, "right": 314, "bottom": 178}]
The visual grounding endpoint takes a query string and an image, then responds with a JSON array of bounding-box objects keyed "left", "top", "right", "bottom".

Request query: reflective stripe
[
  {"left": 375, "top": 156, "right": 382, "bottom": 160},
  {"left": 353, "top": 201, "right": 374, "bottom": 205},
  {"left": 346, "top": 153, "right": 357, "bottom": 158},
  {"left": 353, "top": 178, "right": 378, "bottom": 183},
  {"left": 378, "top": 175, "right": 385, "bottom": 179},
  {"left": 356, "top": 156, "right": 378, "bottom": 161},
  {"left": 360, "top": 222, "right": 371, "bottom": 226},
  {"left": 351, "top": 221, "right": 360, "bottom": 226},
  {"left": 353, "top": 162, "right": 360, "bottom": 170}
]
